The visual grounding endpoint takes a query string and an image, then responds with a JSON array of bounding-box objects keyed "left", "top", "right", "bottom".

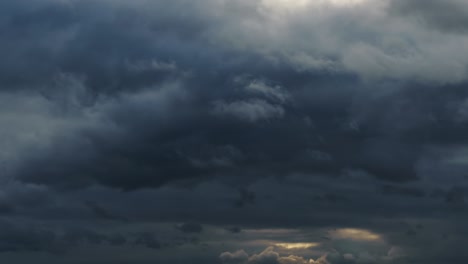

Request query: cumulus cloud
[
  {"left": 2, "top": 0, "right": 468, "bottom": 263},
  {"left": 220, "top": 247, "right": 315, "bottom": 264},
  {"left": 219, "top": 247, "right": 405, "bottom": 264},
  {"left": 2, "top": 0, "right": 468, "bottom": 192},
  {"left": 220, "top": 250, "right": 249, "bottom": 264}
]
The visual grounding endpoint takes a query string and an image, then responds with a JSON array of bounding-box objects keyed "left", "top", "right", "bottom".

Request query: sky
[{"left": 1, "top": 0, "right": 468, "bottom": 263}]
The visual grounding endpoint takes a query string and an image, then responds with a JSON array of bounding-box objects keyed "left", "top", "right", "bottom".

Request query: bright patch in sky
[
  {"left": 330, "top": 228, "right": 382, "bottom": 241},
  {"left": 327, "top": 0, "right": 367, "bottom": 5},
  {"left": 275, "top": 242, "right": 320, "bottom": 249},
  {"left": 267, "top": 0, "right": 367, "bottom": 9}
]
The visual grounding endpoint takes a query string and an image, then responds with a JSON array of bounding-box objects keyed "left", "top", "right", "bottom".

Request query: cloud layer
[{"left": 1, "top": 0, "right": 468, "bottom": 263}]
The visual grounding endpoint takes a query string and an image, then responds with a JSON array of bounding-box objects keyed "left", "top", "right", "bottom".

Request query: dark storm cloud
[
  {"left": 219, "top": 246, "right": 406, "bottom": 264},
  {"left": 226, "top": 227, "right": 242, "bottom": 234},
  {"left": 108, "top": 233, "right": 127, "bottom": 246},
  {"left": 2, "top": 0, "right": 468, "bottom": 263},
  {"left": 134, "top": 232, "right": 162, "bottom": 249},
  {"left": 176, "top": 223, "right": 204, "bottom": 234},
  {"left": 13, "top": 78, "right": 439, "bottom": 189},
  {"left": 2, "top": 0, "right": 468, "bottom": 192},
  {"left": 63, "top": 228, "right": 108, "bottom": 246},
  {"left": 0, "top": 221, "right": 59, "bottom": 253},
  {"left": 84, "top": 200, "right": 128, "bottom": 222},
  {"left": 15, "top": 77, "right": 468, "bottom": 191},
  {"left": 389, "top": 0, "right": 468, "bottom": 34},
  {"left": 444, "top": 187, "right": 467, "bottom": 206},
  {"left": 381, "top": 184, "right": 426, "bottom": 198},
  {"left": 234, "top": 189, "right": 256, "bottom": 208}
]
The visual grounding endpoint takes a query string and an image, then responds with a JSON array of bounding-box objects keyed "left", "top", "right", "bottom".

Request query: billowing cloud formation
[
  {"left": 389, "top": 0, "right": 468, "bottom": 34},
  {"left": 220, "top": 250, "right": 250, "bottom": 264},
  {"left": 220, "top": 246, "right": 406, "bottom": 264},
  {"left": 220, "top": 247, "right": 314, "bottom": 264},
  {"left": 1, "top": 0, "right": 468, "bottom": 263},
  {"left": 1, "top": 0, "right": 468, "bottom": 191}
]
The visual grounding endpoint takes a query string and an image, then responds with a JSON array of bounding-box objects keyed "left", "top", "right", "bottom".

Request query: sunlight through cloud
[
  {"left": 275, "top": 242, "right": 320, "bottom": 249},
  {"left": 330, "top": 228, "right": 382, "bottom": 241}
]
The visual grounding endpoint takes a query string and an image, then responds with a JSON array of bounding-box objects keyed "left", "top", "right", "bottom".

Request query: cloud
[
  {"left": 63, "top": 228, "right": 108, "bottom": 246},
  {"left": 444, "top": 187, "right": 466, "bottom": 206},
  {"left": 134, "top": 232, "right": 162, "bottom": 249},
  {"left": 220, "top": 250, "right": 249, "bottom": 264},
  {"left": 84, "top": 200, "right": 128, "bottom": 222},
  {"left": 220, "top": 244, "right": 410, "bottom": 264},
  {"left": 248, "top": 247, "right": 281, "bottom": 264},
  {"left": 107, "top": 233, "right": 127, "bottom": 246},
  {"left": 241, "top": 78, "right": 290, "bottom": 104},
  {"left": 235, "top": 189, "right": 256, "bottom": 208},
  {"left": 2, "top": 1, "right": 468, "bottom": 262},
  {"left": 0, "top": 222, "right": 59, "bottom": 253},
  {"left": 380, "top": 184, "right": 426, "bottom": 198},
  {"left": 226, "top": 227, "right": 243, "bottom": 234},
  {"left": 219, "top": 246, "right": 405, "bottom": 264},
  {"left": 213, "top": 99, "right": 285, "bottom": 122},
  {"left": 3, "top": 0, "right": 468, "bottom": 192},
  {"left": 389, "top": 0, "right": 468, "bottom": 34},
  {"left": 221, "top": 247, "right": 314, "bottom": 264},
  {"left": 176, "top": 223, "right": 204, "bottom": 234}
]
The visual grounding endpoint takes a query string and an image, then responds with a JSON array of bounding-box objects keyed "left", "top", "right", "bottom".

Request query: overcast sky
[{"left": 1, "top": 0, "right": 468, "bottom": 263}]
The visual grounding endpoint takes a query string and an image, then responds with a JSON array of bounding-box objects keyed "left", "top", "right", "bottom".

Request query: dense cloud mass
[
  {"left": 220, "top": 245, "right": 407, "bottom": 264},
  {"left": 1, "top": 0, "right": 468, "bottom": 263}
]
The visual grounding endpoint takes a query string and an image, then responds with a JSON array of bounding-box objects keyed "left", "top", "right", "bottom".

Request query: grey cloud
[
  {"left": 176, "top": 223, "right": 204, "bottom": 234},
  {"left": 63, "top": 228, "right": 107, "bottom": 246},
  {"left": 389, "top": 0, "right": 468, "bottom": 34},
  {"left": 219, "top": 247, "right": 388, "bottom": 264},
  {"left": 241, "top": 78, "right": 290, "bottom": 104},
  {"left": 235, "top": 189, "right": 256, "bottom": 208},
  {"left": 220, "top": 250, "right": 249, "bottom": 264},
  {"left": 134, "top": 232, "right": 162, "bottom": 249},
  {"left": 213, "top": 99, "right": 285, "bottom": 122},
  {"left": 108, "top": 233, "right": 127, "bottom": 246},
  {"left": 84, "top": 200, "right": 128, "bottom": 222},
  {"left": 0, "top": 222, "right": 59, "bottom": 253},
  {"left": 2, "top": 0, "right": 468, "bottom": 263},
  {"left": 248, "top": 247, "right": 282, "bottom": 264},
  {"left": 0, "top": 202, "right": 15, "bottom": 214},
  {"left": 4, "top": 0, "right": 468, "bottom": 192},
  {"left": 381, "top": 185, "right": 426, "bottom": 198},
  {"left": 226, "top": 227, "right": 243, "bottom": 234},
  {"left": 444, "top": 187, "right": 467, "bottom": 206}
]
